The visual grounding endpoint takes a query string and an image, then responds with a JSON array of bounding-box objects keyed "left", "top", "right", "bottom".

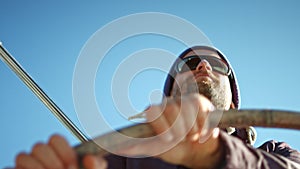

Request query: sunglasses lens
[
  {"left": 177, "top": 57, "right": 200, "bottom": 72},
  {"left": 176, "top": 56, "right": 230, "bottom": 75},
  {"left": 208, "top": 58, "right": 229, "bottom": 75}
]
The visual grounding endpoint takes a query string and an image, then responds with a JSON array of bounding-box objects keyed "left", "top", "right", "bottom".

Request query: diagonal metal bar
[{"left": 0, "top": 42, "right": 88, "bottom": 143}]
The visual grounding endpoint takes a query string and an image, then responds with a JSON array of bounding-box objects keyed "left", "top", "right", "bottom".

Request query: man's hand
[
  {"left": 15, "top": 135, "right": 107, "bottom": 169},
  {"left": 119, "top": 93, "right": 225, "bottom": 169}
]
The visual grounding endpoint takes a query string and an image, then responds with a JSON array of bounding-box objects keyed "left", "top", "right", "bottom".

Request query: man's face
[{"left": 170, "top": 49, "right": 232, "bottom": 110}]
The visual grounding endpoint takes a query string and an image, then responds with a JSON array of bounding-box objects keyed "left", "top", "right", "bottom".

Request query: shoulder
[
  {"left": 258, "top": 140, "right": 300, "bottom": 164},
  {"left": 259, "top": 140, "right": 293, "bottom": 153}
]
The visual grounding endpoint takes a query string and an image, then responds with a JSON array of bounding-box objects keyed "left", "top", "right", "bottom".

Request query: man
[{"left": 15, "top": 46, "right": 300, "bottom": 169}]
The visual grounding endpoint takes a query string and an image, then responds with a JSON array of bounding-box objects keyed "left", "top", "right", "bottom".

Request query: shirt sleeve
[
  {"left": 219, "top": 131, "right": 300, "bottom": 169},
  {"left": 258, "top": 140, "right": 300, "bottom": 165}
]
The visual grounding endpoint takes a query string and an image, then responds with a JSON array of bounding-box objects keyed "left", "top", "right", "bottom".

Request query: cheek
[
  {"left": 220, "top": 76, "right": 232, "bottom": 105},
  {"left": 215, "top": 73, "right": 229, "bottom": 87}
]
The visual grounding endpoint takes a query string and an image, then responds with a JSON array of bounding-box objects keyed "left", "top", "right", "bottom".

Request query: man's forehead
[{"left": 183, "top": 49, "right": 222, "bottom": 59}]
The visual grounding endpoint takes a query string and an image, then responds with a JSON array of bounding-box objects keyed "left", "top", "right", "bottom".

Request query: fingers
[
  {"left": 83, "top": 155, "right": 107, "bottom": 169},
  {"left": 48, "top": 135, "right": 78, "bottom": 168},
  {"left": 16, "top": 152, "right": 45, "bottom": 169},
  {"left": 31, "top": 143, "right": 64, "bottom": 169},
  {"left": 146, "top": 105, "right": 174, "bottom": 142},
  {"left": 180, "top": 96, "right": 200, "bottom": 138},
  {"left": 15, "top": 135, "right": 77, "bottom": 169},
  {"left": 162, "top": 100, "right": 186, "bottom": 140},
  {"left": 146, "top": 93, "right": 215, "bottom": 143},
  {"left": 191, "top": 94, "right": 214, "bottom": 135}
]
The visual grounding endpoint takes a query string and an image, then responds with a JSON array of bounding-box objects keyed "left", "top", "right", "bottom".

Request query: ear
[{"left": 230, "top": 102, "right": 236, "bottom": 109}]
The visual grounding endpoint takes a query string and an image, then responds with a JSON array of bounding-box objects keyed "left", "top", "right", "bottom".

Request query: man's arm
[
  {"left": 218, "top": 131, "right": 300, "bottom": 169},
  {"left": 258, "top": 139, "right": 300, "bottom": 165}
]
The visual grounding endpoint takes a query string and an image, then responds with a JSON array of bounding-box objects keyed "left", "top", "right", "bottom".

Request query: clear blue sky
[{"left": 1, "top": 1, "right": 300, "bottom": 168}]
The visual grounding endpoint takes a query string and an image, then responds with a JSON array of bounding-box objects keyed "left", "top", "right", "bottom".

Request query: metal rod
[
  {"left": 75, "top": 109, "right": 300, "bottom": 156},
  {"left": 0, "top": 42, "right": 88, "bottom": 142}
]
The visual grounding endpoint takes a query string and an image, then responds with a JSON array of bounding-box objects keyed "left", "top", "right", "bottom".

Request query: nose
[{"left": 195, "top": 59, "right": 212, "bottom": 71}]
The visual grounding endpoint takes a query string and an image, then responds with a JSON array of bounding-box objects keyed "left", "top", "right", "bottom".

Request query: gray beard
[{"left": 171, "top": 80, "right": 227, "bottom": 110}]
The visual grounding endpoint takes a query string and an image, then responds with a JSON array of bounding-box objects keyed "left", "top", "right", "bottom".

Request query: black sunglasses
[{"left": 175, "top": 55, "right": 231, "bottom": 76}]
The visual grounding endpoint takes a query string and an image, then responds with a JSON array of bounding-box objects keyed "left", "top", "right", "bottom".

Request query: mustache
[
  {"left": 182, "top": 69, "right": 216, "bottom": 82},
  {"left": 193, "top": 69, "right": 215, "bottom": 78}
]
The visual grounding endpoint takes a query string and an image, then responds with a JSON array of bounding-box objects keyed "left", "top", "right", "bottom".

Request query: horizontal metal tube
[{"left": 75, "top": 109, "right": 300, "bottom": 157}]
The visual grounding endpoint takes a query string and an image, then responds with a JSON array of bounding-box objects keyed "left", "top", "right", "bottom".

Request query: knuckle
[
  {"left": 15, "top": 152, "right": 27, "bottom": 163},
  {"left": 164, "top": 101, "right": 179, "bottom": 115},
  {"left": 148, "top": 105, "right": 162, "bottom": 115},
  {"left": 32, "top": 143, "right": 46, "bottom": 155},
  {"left": 48, "top": 134, "right": 63, "bottom": 146},
  {"left": 152, "top": 104, "right": 163, "bottom": 113},
  {"left": 146, "top": 105, "right": 163, "bottom": 121}
]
